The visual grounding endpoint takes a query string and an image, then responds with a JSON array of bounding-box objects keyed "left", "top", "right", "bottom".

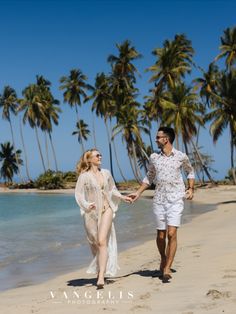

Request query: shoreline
[
  {"left": 0, "top": 184, "right": 233, "bottom": 197},
  {"left": 0, "top": 186, "right": 236, "bottom": 313}
]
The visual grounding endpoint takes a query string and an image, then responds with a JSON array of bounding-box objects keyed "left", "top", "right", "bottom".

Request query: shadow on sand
[{"left": 67, "top": 268, "right": 177, "bottom": 287}]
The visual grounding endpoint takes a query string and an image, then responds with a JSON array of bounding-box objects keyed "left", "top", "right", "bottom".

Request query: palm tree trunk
[
  {"left": 137, "top": 145, "right": 148, "bottom": 173},
  {"left": 75, "top": 105, "right": 85, "bottom": 153},
  {"left": 92, "top": 111, "right": 97, "bottom": 148},
  {"left": 148, "top": 131, "right": 154, "bottom": 152},
  {"left": 112, "top": 138, "right": 127, "bottom": 182},
  {"left": 183, "top": 140, "right": 189, "bottom": 155},
  {"left": 44, "top": 132, "right": 50, "bottom": 170},
  {"left": 35, "top": 126, "right": 46, "bottom": 172},
  {"left": 104, "top": 120, "right": 115, "bottom": 179},
  {"left": 196, "top": 124, "right": 201, "bottom": 147},
  {"left": 49, "top": 132, "right": 59, "bottom": 171},
  {"left": 131, "top": 141, "right": 143, "bottom": 182},
  {"left": 175, "top": 130, "right": 179, "bottom": 150},
  {"left": 9, "top": 119, "right": 24, "bottom": 183},
  {"left": 128, "top": 153, "right": 140, "bottom": 182},
  {"left": 19, "top": 118, "right": 31, "bottom": 181},
  {"left": 230, "top": 125, "right": 236, "bottom": 184},
  {"left": 190, "top": 139, "right": 215, "bottom": 184}
]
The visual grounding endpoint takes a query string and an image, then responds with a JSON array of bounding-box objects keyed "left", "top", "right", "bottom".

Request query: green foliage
[
  {"left": 35, "top": 170, "right": 64, "bottom": 189},
  {"left": 62, "top": 171, "right": 77, "bottom": 182},
  {"left": 0, "top": 142, "right": 23, "bottom": 183}
]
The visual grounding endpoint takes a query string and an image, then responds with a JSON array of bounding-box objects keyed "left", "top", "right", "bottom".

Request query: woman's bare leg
[{"left": 97, "top": 208, "right": 113, "bottom": 285}]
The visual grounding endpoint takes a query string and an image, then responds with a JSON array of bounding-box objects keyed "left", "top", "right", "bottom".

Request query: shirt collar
[{"left": 160, "top": 147, "right": 176, "bottom": 157}]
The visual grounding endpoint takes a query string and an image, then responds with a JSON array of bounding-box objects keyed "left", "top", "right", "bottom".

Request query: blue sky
[{"left": 0, "top": 0, "right": 235, "bottom": 181}]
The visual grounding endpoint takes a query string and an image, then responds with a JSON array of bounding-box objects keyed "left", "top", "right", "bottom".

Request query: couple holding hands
[{"left": 75, "top": 127, "right": 195, "bottom": 288}]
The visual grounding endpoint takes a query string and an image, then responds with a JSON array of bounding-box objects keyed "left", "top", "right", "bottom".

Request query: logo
[{"left": 50, "top": 289, "right": 134, "bottom": 305}]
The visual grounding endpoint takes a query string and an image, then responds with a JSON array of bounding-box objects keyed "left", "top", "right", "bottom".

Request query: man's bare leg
[
  {"left": 164, "top": 225, "right": 178, "bottom": 276},
  {"left": 156, "top": 229, "right": 167, "bottom": 273}
]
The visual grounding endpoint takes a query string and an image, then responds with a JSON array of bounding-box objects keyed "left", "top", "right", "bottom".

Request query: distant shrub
[
  {"left": 62, "top": 171, "right": 77, "bottom": 182},
  {"left": 35, "top": 170, "right": 64, "bottom": 189}
]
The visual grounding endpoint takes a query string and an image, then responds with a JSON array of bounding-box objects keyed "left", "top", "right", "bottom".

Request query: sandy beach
[{"left": 0, "top": 185, "right": 236, "bottom": 314}]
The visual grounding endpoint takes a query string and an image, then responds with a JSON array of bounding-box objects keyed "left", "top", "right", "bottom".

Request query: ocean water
[{"left": 0, "top": 193, "right": 215, "bottom": 291}]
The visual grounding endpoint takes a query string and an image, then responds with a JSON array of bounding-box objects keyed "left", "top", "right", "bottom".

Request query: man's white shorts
[{"left": 153, "top": 198, "right": 184, "bottom": 230}]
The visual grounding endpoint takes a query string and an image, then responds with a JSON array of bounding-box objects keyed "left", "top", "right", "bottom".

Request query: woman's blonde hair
[{"left": 76, "top": 148, "right": 99, "bottom": 176}]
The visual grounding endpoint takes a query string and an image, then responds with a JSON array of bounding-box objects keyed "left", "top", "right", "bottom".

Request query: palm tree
[
  {"left": 19, "top": 113, "right": 31, "bottom": 181},
  {"left": 88, "top": 73, "right": 117, "bottom": 178},
  {"left": 147, "top": 34, "right": 194, "bottom": 93},
  {"left": 112, "top": 105, "right": 149, "bottom": 182},
  {"left": 59, "top": 69, "right": 93, "bottom": 153},
  {"left": 159, "top": 83, "right": 202, "bottom": 150},
  {"left": 40, "top": 100, "right": 61, "bottom": 171},
  {"left": 140, "top": 102, "right": 156, "bottom": 152},
  {"left": 108, "top": 40, "right": 141, "bottom": 83},
  {"left": 189, "top": 146, "right": 217, "bottom": 184},
  {"left": 193, "top": 63, "right": 221, "bottom": 106},
  {"left": 18, "top": 84, "right": 47, "bottom": 172},
  {"left": 0, "top": 142, "right": 23, "bottom": 183},
  {"left": 36, "top": 75, "right": 61, "bottom": 171},
  {"left": 108, "top": 40, "right": 142, "bottom": 110},
  {"left": 72, "top": 119, "right": 90, "bottom": 145},
  {"left": 215, "top": 26, "right": 236, "bottom": 70},
  {"left": 205, "top": 70, "right": 236, "bottom": 184},
  {"left": 0, "top": 86, "right": 24, "bottom": 182},
  {"left": 159, "top": 82, "right": 215, "bottom": 183},
  {"left": 107, "top": 40, "right": 142, "bottom": 180}
]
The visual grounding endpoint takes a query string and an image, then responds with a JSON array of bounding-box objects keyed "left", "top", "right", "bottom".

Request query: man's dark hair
[{"left": 158, "top": 127, "right": 175, "bottom": 144}]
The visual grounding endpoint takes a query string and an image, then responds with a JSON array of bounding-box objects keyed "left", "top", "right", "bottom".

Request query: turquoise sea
[{"left": 0, "top": 193, "right": 215, "bottom": 291}]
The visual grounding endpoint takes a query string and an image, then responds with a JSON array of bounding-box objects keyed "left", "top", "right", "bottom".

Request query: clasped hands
[
  {"left": 87, "top": 192, "right": 140, "bottom": 210},
  {"left": 122, "top": 191, "right": 140, "bottom": 204}
]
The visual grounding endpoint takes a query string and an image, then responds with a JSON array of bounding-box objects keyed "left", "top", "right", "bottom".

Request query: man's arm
[
  {"left": 186, "top": 178, "right": 194, "bottom": 200},
  {"left": 129, "top": 154, "right": 156, "bottom": 202},
  {"left": 182, "top": 154, "right": 195, "bottom": 200},
  {"left": 128, "top": 182, "right": 150, "bottom": 202}
]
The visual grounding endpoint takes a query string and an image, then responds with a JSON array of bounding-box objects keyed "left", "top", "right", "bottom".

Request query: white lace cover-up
[{"left": 75, "top": 169, "right": 122, "bottom": 276}]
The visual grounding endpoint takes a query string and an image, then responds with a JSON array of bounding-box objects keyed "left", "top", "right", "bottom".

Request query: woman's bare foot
[{"left": 96, "top": 273, "right": 105, "bottom": 289}]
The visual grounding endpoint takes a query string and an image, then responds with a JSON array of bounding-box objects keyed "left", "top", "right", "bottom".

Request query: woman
[{"left": 75, "top": 148, "right": 132, "bottom": 289}]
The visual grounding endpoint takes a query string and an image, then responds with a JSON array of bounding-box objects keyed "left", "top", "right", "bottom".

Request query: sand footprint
[
  {"left": 206, "top": 289, "right": 232, "bottom": 300},
  {"left": 129, "top": 304, "right": 152, "bottom": 312},
  {"left": 101, "top": 307, "right": 117, "bottom": 311},
  {"left": 223, "top": 269, "right": 236, "bottom": 279},
  {"left": 139, "top": 292, "right": 151, "bottom": 300}
]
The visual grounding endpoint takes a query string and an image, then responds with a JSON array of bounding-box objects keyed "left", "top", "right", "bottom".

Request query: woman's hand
[
  {"left": 127, "top": 191, "right": 141, "bottom": 202},
  {"left": 121, "top": 195, "right": 133, "bottom": 203},
  {"left": 88, "top": 202, "right": 96, "bottom": 210}
]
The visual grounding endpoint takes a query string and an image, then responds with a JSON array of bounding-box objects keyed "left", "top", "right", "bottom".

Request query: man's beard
[{"left": 157, "top": 143, "right": 164, "bottom": 149}]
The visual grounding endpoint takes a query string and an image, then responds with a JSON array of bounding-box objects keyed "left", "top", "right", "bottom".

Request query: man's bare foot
[
  {"left": 160, "top": 257, "right": 167, "bottom": 273},
  {"left": 162, "top": 266, "right": 172, "bottom": 282},
  {"left": 162, "top": 273, "right": 172, "bottom": 283}
]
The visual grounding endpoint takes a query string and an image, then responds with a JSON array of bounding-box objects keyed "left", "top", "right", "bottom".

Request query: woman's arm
[
  {"left": 75, "top": 174, "right": 95, "bottom": 213},
  {"left": 106, "top": 170, "right": 132, "bottom": 203}
]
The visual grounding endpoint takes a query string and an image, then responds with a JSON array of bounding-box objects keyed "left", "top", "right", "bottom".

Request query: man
[{"left": 129, "top": 127, "right": 195, "bottom": 282}]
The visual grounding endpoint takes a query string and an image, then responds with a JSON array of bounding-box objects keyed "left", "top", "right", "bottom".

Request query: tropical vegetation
[{"left": 0, "top": 26, "right": 235, "bottom": 185}]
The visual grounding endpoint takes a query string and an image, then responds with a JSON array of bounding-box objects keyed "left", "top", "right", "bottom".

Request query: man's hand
[
  {"left": 127, "top": 191, "right": 141, "bottom": 202},
  {"left": 185, "top": 188, "right": 194, "bottom": 200},
  {"left": 121, "top": 195, "right": 133, "bottom": 203}
]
